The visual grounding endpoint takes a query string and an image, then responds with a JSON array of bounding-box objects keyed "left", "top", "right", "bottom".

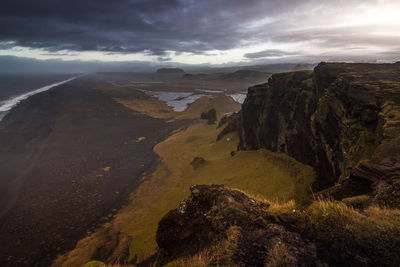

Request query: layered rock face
[{"left": 238, "top": 62, "right": 400, "bottom": 193}]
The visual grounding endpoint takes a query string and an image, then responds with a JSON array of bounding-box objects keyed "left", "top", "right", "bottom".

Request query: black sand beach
[{"left": 0, "top": 76, "right": 187, "bottom": 266}]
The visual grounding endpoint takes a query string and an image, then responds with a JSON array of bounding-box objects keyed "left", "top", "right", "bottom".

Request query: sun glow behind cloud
[{"left": 348, "top": 1, "right": 400, "bottom": 27}]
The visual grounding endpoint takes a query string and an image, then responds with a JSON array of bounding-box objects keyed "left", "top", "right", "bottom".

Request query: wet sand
[{"left": 0, "top": 76, "right": 188, "bottom": 266}]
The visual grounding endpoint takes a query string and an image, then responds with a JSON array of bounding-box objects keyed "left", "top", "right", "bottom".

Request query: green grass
[
  {"left": 83, "top": 261, "right": 105, "bottom": 267},
  {"left": 121, "top": 122, "right": 314, "bottom": 262},
  {"left": 157, "top": 123, "right": 314, "bottom": 202},
  {"left": 159, "top": 198, "right": 400, "bottom": 267},
  {"left": 296, "top": 200, "right": 400, "bottom": 265},
  {"left": 58, "top": 122, "right": 400, "bottom": 266},
  {"left": 53, "top": 122, "right": 315, "bottom": 266}
]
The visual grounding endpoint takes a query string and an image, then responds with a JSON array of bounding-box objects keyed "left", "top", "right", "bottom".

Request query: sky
[{"left": 0, "top": 0, "right": 400, "bottom": 69}]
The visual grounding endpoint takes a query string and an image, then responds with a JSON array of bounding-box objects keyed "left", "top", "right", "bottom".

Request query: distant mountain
[
  {"left": 0, "top": 55, "right": 317, "bottom": 74},
  {"left": 183, "top": 69, "right": 268, "bottom": 83},
  {"left": 192, "top": 63, "right": 317, "bottom": 74},
  {"left": 156, "top": 68, "right": 185, "bottom": 74}
]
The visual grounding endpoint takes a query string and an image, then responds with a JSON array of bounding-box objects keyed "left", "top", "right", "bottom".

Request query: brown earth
[
  {"left": 0, "top": 69, "right": 269, "bottom": 267},
  {"left": 0, "top": 76, "right": 188, "bottom": 267}
]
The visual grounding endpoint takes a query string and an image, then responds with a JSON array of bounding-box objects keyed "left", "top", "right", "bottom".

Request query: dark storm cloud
[
  {"left": 0, "top": 0, "right": 399, "bottom": 62},
  {"left": 0, "top": 0, "right": 309, "bottom": 55}
]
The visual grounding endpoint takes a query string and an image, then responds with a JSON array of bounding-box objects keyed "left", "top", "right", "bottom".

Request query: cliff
[{"left": 235, "top": 62, "right": 400, "bottom": 196}]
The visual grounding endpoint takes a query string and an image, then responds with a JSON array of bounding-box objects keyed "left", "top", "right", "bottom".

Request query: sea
[{"left": 0, "top": 74, "right": 76, "bottom": 121}]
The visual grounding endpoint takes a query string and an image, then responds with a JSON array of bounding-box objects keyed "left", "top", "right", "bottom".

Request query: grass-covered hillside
[
  {"left": 52, "top": 93, "right": 314, "bottom": 267},
  {"left": 56, "top": 63, "right": 400, "bottom": 267}
]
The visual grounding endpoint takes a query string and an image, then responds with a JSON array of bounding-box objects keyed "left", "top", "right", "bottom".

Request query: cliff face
[{"left": 238, "top": 62, "right": 400, "bottom": 192}]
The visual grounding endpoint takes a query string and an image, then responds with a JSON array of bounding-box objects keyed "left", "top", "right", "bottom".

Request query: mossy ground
[
  {"left": 125, "top": 122, "right": 315, "bottom": 262},
  {"left": 162, "top": 197, "right": 400, "bottom": 267},
  {"left": 54, "top": 121, "right": 315, "bottom": 266},
  {"left": 52, "top": 94, "right": 314, "bottom": 266},
  {"left": 295, "top": 200, "right": 400, "bottom": 265}
]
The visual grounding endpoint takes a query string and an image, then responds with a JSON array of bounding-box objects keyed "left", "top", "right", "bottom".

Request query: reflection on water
[
  {"left": 140, "top": 89, "right": 247, "bottom": 111},
  {"left": 195, "top": 89, "right": 224, "bottom": 93},
  {"left": 229, "top": 93, "right": 247, "bottom": 104}
]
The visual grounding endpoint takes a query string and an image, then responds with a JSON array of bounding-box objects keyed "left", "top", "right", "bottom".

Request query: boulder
[
  {"left": 156, "top": 185, "right": 324, "bottom": 266},
  {"left": 200, "top": 109, "right": 216, "bottom": 124},
  {"left": 190, "top": 157, "right": 205, "bottom": 169}
]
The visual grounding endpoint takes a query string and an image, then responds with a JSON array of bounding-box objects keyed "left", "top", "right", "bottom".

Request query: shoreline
[{"left": 0, "top": 77, "right": 76, "bottom": 122}]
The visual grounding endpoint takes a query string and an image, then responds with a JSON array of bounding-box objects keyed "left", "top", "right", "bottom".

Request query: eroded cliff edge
[{"left": 234, "top": 62, "right": 400, "bottom": 198}]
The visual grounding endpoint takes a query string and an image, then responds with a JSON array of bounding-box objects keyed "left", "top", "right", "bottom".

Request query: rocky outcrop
[
  {"left": 234, "top": 62, "right": 400, "bottom": 194},
  {"left": 200, "top": 108, "right": 217, "bottom": 124},
  {"left": 217, "top": 114, "right": 231, "bottom": 128},
  {"left": 156, "top": 185, "right": 400, "bottom": 266},
  {"left": 156, "top": 185, "right": 325, "bottom": 267},
  {"left": 190, "top": 156, "right": 205, "bottom": 169},
  {"left": 216, "top": 112, "right": 241, "bottom": 141}
]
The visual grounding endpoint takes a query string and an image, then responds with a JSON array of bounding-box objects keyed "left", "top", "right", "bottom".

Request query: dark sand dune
[{"left": 0, "top": 77, "right": 186, "bottom": 266}]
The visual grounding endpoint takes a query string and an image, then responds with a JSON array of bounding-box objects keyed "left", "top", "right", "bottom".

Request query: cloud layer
[{"left": 1, "top": 0, "right": 400, "bottom": 64}]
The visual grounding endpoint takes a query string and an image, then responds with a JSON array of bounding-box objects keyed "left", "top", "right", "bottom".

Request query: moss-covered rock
[
  {"left": 200, "top": 108, "right": 217, "bottom": 124},
  {"left": 216, "top": 111, "right": 241, "bottom": 141},
  {"left": 156, "top": 185, "right": 400, "bottom": 266},
  {"left": 156, "top": 185, "right": 323, "bottom": 266}
]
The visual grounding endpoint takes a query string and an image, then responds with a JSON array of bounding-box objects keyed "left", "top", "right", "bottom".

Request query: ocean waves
[{"left": 0, "top": 77, "right": 75, "bottom": 121}]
